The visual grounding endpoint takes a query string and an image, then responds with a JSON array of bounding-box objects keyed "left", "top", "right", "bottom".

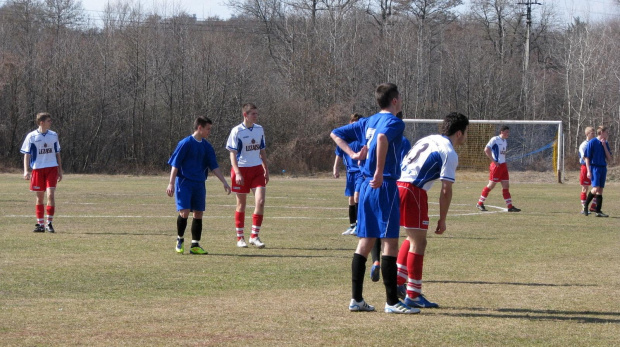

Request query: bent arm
[
  {"left": 484, "top": 147, "right": 494, "bottom": 162},
  {"left": 370, "top": 134, "right": 387, "bottom": 188}
]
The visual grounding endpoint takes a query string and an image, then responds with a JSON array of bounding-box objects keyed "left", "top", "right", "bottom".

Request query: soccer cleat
[
  {"left": 595, "top": 212, "right": 609, "bottom": 218},
  {"left": 349, "top": 225, "right": 357, "bottom": 236},
  {"left": 249, "top": 236, "right": 265, "bottom": 248},
  {"left": 507, "top": 206, "right": 521, "bottom": 212},
  {"left": 189, "top": 245, "right": 208, "bottom": 255},
  {"left": 342, "top": 227, "right": 354, "bottom": 235},
  {"left": 370, "top": 264, "right": 381, "bottom": 282},
  {"left": 404, "top": 294, "right": 439, "bottom": 308},
  {"left": 33, "top": 224, "right": 45, "bottom": 233},
  {"left": 349, "top": 299, "right": 375, "bottom": 312},
  {"left": 237, "top": 238, "right": 248, "bottom": 248},
  {"left": 476, "top": 203, "right": 487, "bottom": 212},
  {"left": 175, "top": 238, "right": 184, "bottom": 254},
  {"left": 397, "top": 284, "right": 407, "bottom": 300},
  {"left": 45, "top": 223, "right": 55, "bottom": 233},
  {"left": 384, "top": 301, "right": 420, "bottom": 314}
]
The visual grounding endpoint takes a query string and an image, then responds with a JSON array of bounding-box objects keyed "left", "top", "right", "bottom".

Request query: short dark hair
[
  {"left": 441, "top": 112, "right": 469, "bottom": 136},
  {"left": 350, "top": 113, "right": 363, "bottom": 122},
  {"left": 242, "top": 103, "right": 257, "bottom": 114},
  {"left": 500, "top": 125, "right": 510, "bottom": 132},
  {"left": 597, "top": 125, "right": 608, "bottom": 135},
  {"left": 36, "top": 112, "right": 51, "bottom": 125},
  {"left": 194, "top": 116, "right": 212, "bottom": 130},
  {"left": 375, "top": 83, "right": 399, "bottom": 109}
]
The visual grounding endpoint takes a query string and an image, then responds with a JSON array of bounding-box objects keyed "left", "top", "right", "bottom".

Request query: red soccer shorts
[
  {"left": 30, "top": 166, "right": 58, "bottom": 191},
  {"left": 231, "top": 165, "right": 266, "bottom": 194},
  {"left": 397, "top": 181, "right": 429, "bottom": 230},
  {"left": 489, "top": 162, "right": 509, "bottom": 182},
  {"left": 579, "top": 164, "right": 591, "bottom": 186}
]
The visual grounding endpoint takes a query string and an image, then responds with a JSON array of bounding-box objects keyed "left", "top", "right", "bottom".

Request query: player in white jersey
[
  {"left": 395, "top": 113, "right": 469, "bottom": 308},
  {"left": 578, "top": 127, "right": 597, "bottom": 213},
  {"left": 20, "top": 112, "right": 63, "bottom": 233},
  {"left": 476, "top": 125, "right": 521, "bottom": 212},
  {"left": 226, "top": 103, "right": 269, "bottom": 248}
]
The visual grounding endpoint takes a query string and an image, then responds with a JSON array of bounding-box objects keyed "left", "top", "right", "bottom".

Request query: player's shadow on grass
[
  {"left": 426, "top": 280, "right": 596, "bottom": 287},
  {"left": 439, "top": 307, "right": 620, "bottom": 324}
]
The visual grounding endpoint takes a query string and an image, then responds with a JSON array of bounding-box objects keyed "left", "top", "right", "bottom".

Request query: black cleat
[
  {"left": 595, "top": 212, "right": 609, "bottom": 218},
  {"left": 507, "top": 206, "right": 521, "bottom": 212},
  {"left": 45, "top": 223, "right": 55, "bottom": 233},
  {"left": 476, "top": 204, "right": 487, "bottom": 211},
  {"left": 33, "top": 224, "right": 45, "bottom": 233}
]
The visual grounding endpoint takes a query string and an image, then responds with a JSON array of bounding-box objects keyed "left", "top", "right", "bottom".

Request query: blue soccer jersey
[
  {"left": 584, "top": 138, "right": 611, "bottom": 167},
  {"left": 168, "top": 135, "right": 219, "bottom": 182},
  {"left": 400, "top": 136, "right": 412, "bottom": 162},
  {"left": 332, "top": 112, "right": 405, "bottom": 180},
  {"left": 399, "top": 135, "right": 458, "bottom": 191},
  {"left": 335, "top": 141, "right": 363, "bottom": 174},
  {"left": 486, "top": 135, "right": 507, "bottom": 163}
]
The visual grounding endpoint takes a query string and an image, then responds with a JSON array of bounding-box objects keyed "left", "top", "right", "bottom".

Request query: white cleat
[
  {"left": 349, "top": 299, "right": 375, "bottom": 312},
  {"left": 249, "top": 236, "right": 265, "bottom": 248},
  {"left": 237, "top": 238, "right": 248, "bottom": 248}
]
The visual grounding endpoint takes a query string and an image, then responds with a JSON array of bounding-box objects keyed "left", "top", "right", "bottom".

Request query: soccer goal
[{"left": 403, "top": 119, "right": 564, "bottom": 183}]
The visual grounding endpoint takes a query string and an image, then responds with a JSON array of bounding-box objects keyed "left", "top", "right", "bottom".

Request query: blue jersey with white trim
[
  {"left": 20, "top": 129, "right": 61, "bottom": 169},
  {"left": 332, "top": 112, "right": 404, "bottom": 180},
  {"left": 398, "top": 135, "right": 458, "bottom": 191},
  {"left": 584, "top": 138, "right": 611, "bottom": 167},
  {"left": 226, "top": 123, "right": 266, "bottom": 167},
  {"left": 335, "top": 141, "right": 363, "bottom": 173},
  {"left": 486, "top": 135, "right": 507, "bottom": 163},
  {"left": 168, "top": 135, "right": 219, "bottom": 182}
]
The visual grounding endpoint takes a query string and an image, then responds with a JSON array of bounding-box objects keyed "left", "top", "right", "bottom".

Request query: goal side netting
[{"left": 403, "top": 119, "right": 564, "bottom": 183}]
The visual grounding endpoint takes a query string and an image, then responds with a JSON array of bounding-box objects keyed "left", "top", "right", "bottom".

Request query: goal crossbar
[{"left": 403, "top": 119, "right": 564, "bottom": 183}]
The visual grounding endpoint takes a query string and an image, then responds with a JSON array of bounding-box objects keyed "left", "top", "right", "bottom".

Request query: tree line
[{"left": 0, "top": 0, "right": 618, "bottom": 175}]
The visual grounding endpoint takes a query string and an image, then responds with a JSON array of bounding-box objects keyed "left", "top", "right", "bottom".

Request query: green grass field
[{"left": 1, "top": 173, "right": 618, "bottom": 346}]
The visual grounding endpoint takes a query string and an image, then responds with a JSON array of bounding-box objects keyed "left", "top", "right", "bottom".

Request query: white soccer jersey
[
  {"left": 399, "top": 135, "right": 458, "bottom": 191},
  {"left": 579, "top": 140, "right": 588, "bottom": 165},
  {"left": 226, "top": 123, "right": 266, "bottom": 167},
  {"left": 486, "top": 135, "right": 507, "bottom": 164},
  {"left": 20, "top": 129, "right": 61, "bottom": 169}
]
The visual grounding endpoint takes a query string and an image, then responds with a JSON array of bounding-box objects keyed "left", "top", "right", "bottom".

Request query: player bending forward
[
  {"left": 227, "top": 103, "right": 270, "bottom": 248},
  {"left": 396, "top": 113, "right": 469, "bottom": 309}
]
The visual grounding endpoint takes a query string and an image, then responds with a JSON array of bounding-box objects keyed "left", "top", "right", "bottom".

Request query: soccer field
[{"left": 1, "top": 173, "right": 618, "bottom": 346}]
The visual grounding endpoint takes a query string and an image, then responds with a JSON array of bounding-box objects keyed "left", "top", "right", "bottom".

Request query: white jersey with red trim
[
  {"left": 20, "top": 129, "right": 61, "bottom": 169},
  {"left": 579, "top": 140, "right": 588, "bottom": 165},
  {"left": 399, "top": 135, "right": 458, "bottom": 191},
  {"left": 226, "top": 123, "right": 265, "bottom": 167}
]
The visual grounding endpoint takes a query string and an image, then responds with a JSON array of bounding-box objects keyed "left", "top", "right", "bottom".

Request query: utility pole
[{"left": 518, "top": 0, "right": 542, "bottom": 72}]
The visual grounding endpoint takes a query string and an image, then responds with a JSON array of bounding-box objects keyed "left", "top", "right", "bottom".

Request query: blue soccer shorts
[
  {"left": 356, "top": 178, "right": 400, "bottom": 239},
  {"left": 175, "top": 177, "right": 206, "bottom": 211}
]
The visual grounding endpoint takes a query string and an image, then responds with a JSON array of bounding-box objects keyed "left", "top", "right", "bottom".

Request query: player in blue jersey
[
  {"left": 583, "top": 126, "right": 612, "bottom": 217},
  {"left": 395, "top": 112, "right": 469, "bottom": 308},
  {"left": 476, "top": 125, "right": 521, "bottom": 212},
  {"left": 331, "top": 83, "right": 417, "bottom": 314},
  {"left": 21, "top": 112, "right": 63, "bottom": 233},
  {"left": 333, "top": 113, "right": 364, "bottom": 236},
  {"left": 578, "top": 127, "right": 597, "bottom": 213},
  {"left": 227, "top": 103, "right": 270, "bottom": 248},
  {"left": 369, "top": 114, "right": 412, "bottom": 283},
  {"left": 167, "top": 116, "right": 231, "bottom": 255}
]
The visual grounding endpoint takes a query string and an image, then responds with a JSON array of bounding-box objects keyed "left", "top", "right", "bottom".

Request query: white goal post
[{"left": 403, "top": 119, "right": 564, "bottom": 183}]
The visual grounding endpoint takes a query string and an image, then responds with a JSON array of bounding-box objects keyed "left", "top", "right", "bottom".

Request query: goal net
[{"left": 402, "top": 119, "right": 564, "bottom": 183}]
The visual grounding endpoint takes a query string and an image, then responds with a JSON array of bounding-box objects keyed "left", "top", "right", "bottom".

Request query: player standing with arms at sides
[
  {"left": 396, "top": 113, "right": 469, "bottom": 308},
  {"left": 579, "top": 127, "right": 597, "bottom": 213},
  {"left": 476, "top": 125, "right": 521, "bottom": 212},
  {"left": 332, "top": 83, "right": 417, "bottom": 314},
  {"left": 227, "top": 103, "right": 270, "bottom": 248},
  {"left": 21, "top": 112, "right": 62, "bottom": 233},
  {"left": 583, "top": 126, "right": 612, "bottom": 217},
  {"left": 333, "top": 113, "right": 364, "bottom": 236},
  {"left": 167, "top": 116, "right": 231, "bottom": 255}
]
